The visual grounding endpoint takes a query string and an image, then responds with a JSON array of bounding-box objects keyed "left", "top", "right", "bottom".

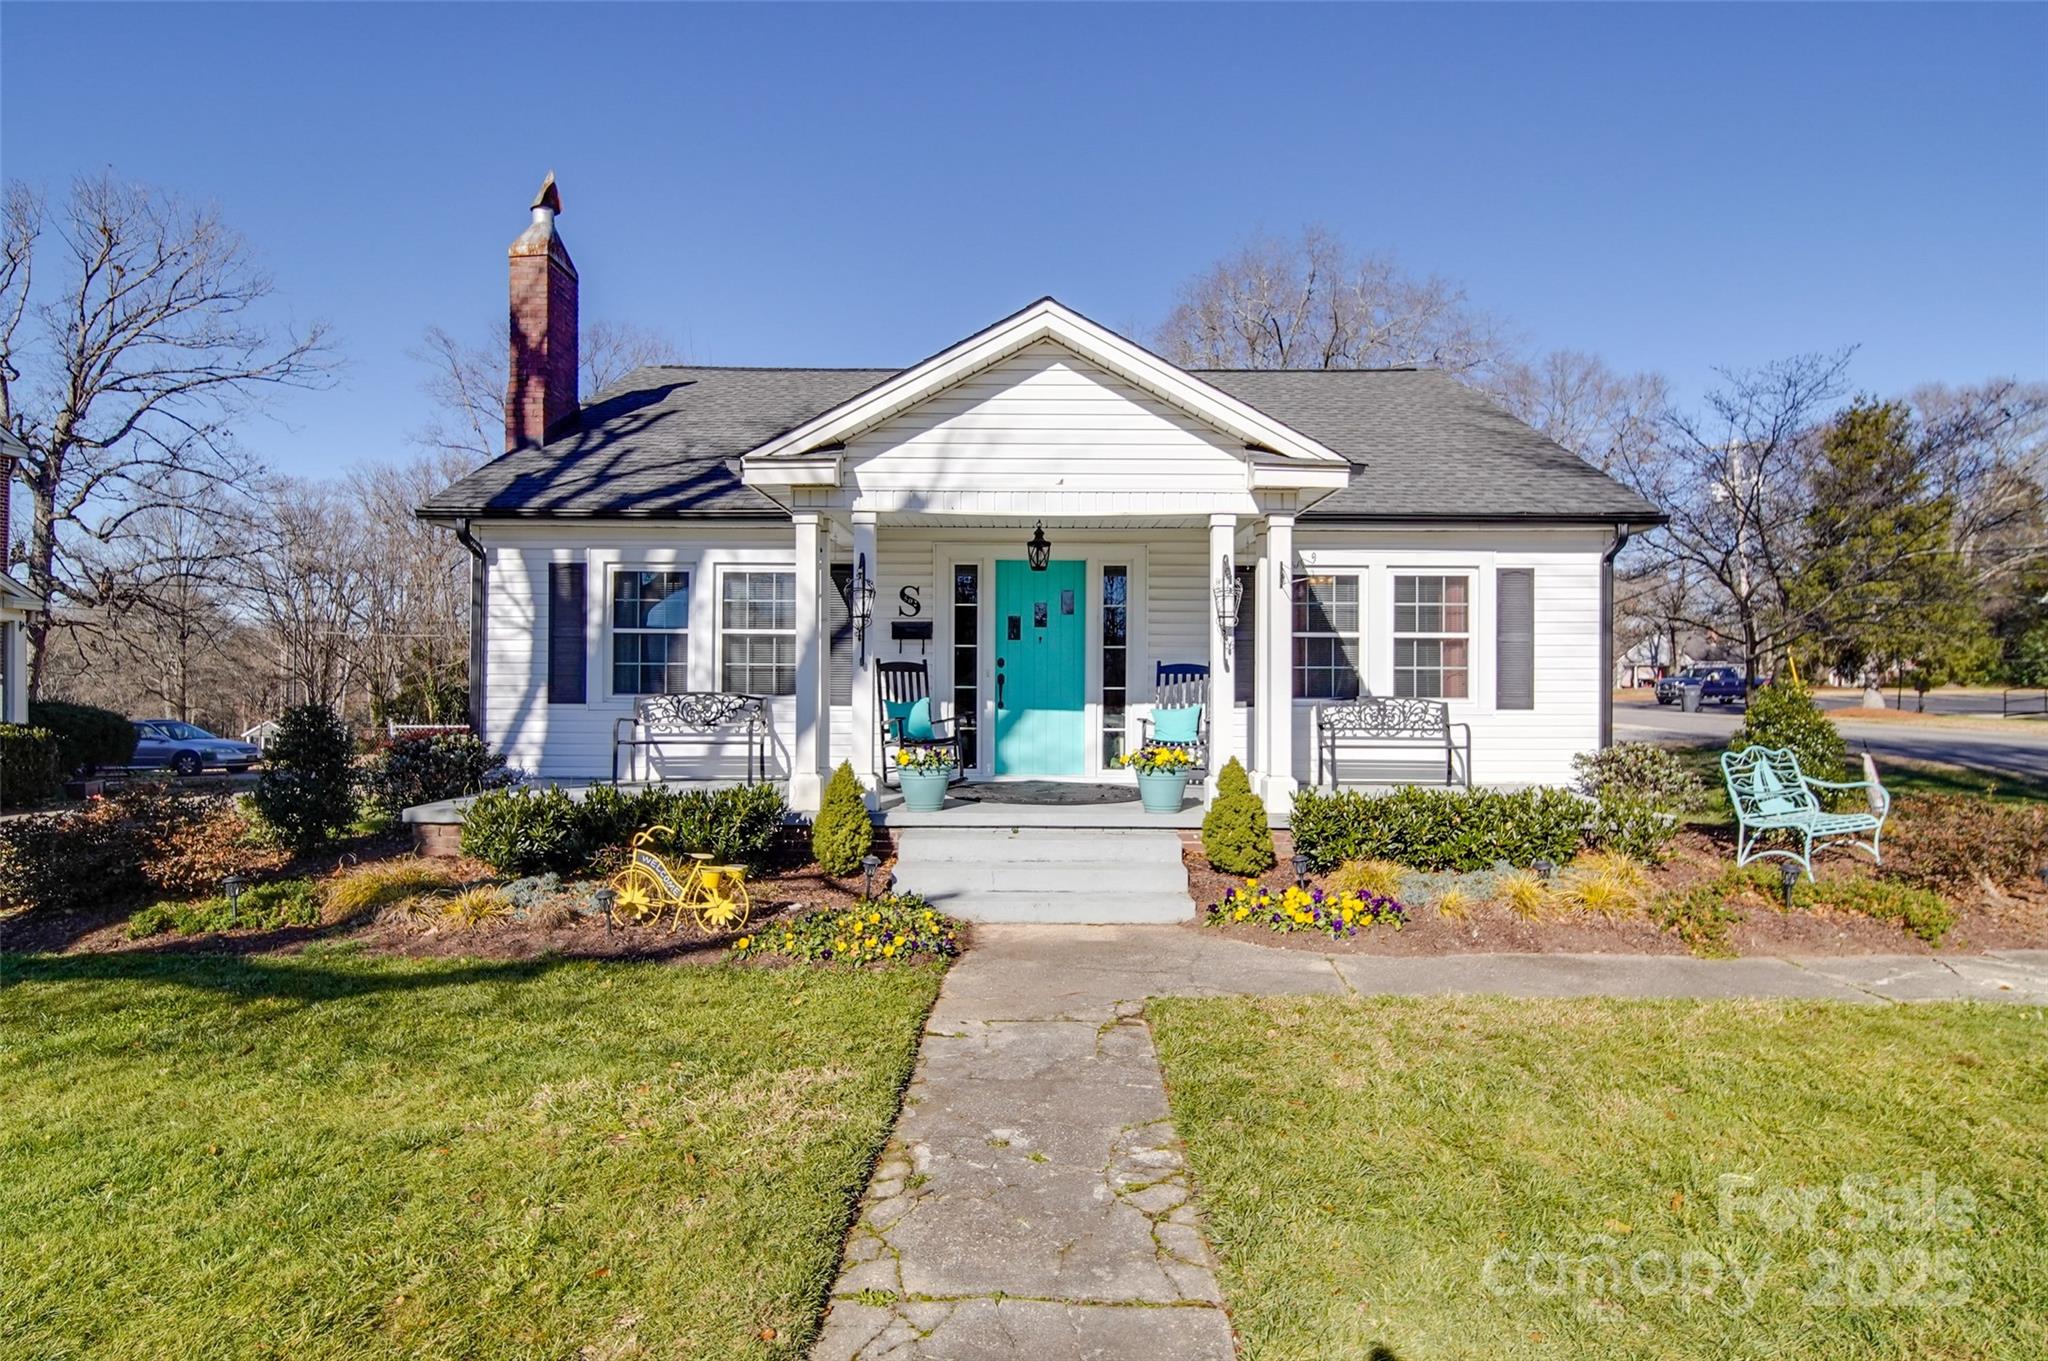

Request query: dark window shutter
[
  {"left": 828, "top": 564, "right": 855, "bottom": 706},
  {"left": 1497, "top": 568, "right": 1534, "bottom": 710},
  {"left": 547, "top": 563, "right": 587, "bottom": 704},
  {"left": 1233, "top": 565, "right": 1257, "bottom": 706}
]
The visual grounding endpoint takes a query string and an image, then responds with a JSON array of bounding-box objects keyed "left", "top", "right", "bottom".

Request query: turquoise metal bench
[{"left": 1721, "top": 745, "right": 1889, "bottom": 880}]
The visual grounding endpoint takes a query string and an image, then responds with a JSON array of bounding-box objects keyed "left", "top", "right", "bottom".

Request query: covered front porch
[{"left": 754, "top": 509, "right": 1310, "bottom": 815}]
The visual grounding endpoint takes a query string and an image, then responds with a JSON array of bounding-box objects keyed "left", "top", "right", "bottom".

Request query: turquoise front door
[{"left": 993, "top": 559, "right": 1086, "bottom": 775}]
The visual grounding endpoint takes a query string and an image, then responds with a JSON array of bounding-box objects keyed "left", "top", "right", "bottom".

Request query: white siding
[
  {"left": 479, "top": 523, "right": 799, "bottom": 782},
  {"left": 843, "top": 341, "right": 1256, "bottom": 509},
  {"left": 477, "top": 520, "right": 1608, "bottom": 793},
  {"left": 1289, "top": 527, "right": 1607, "bottom": 787}
]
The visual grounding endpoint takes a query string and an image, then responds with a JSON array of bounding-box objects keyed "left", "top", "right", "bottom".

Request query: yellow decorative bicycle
[{"left": 607, "top": 825, "right": 753, "bottom": 932}]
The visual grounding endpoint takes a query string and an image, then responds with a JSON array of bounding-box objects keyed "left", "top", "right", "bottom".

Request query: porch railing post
[{"left": 1207, "top": 513, "right": 1238, "bottom": 795}]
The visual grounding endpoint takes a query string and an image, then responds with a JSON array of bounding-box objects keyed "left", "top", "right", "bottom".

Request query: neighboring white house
[
  {"left": 0, "top": 427, "right": 36, "bottom": 725},
  {"left": 419, "top": 180, "right": 1666, "bottom": 812}
]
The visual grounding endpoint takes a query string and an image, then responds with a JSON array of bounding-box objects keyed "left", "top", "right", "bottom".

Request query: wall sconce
[
  {"left": 1025, "top": 521, "right": 1051, "bottom": 572},
  {"left": 1213, "top": 554, "right": 1244, "bottom": 645},
  {"left": 851, "top": 551, "right": 877, "bottom": 664}
]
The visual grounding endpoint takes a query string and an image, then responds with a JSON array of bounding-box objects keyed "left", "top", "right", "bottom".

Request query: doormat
[{"left": 951, "top": 781, "right": 1138, "bottom": 806}]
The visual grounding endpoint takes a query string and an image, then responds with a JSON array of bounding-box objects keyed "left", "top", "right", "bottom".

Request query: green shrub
[
  {"left": 1891, "top": 794, "right": 2048, "bottom": 892},
  {"left": 459, "top": 785, "right": 587, "bottom": 876},
  {"left": 812, "top": 762, "right": 873, "bottom": 876},
  {"left": 1289, "top": 785, "right": 1588, "bottom": 873},
  {"left": 1572, "top": 741, "right": 1708, "bottom": 813},
  {"left": 730, "top": 892, "right": 960, "bottom": 965},
  {"left": 0, "top": 724, "right": 62, "bottom": 808},
  {"left": 27, "top": 699, "right": 136, "bottom": 775},
  {"left": 1201, "top": 758, "right": 1274, "bottom": 874},
  {"left": 1584, "top": 796, "right": 1680, "bottom": 863},
  {"left": 362, "top": 731, "right": 507, "bottom": 813},
  {"left": 251, "top": 704, "right": 357, "bottom": 850},
  {"left": 1730, "top": 679, "right": 1846, "bottom": 783},
  {"left": 575, "top": 782, "right": 668, "bottom": 853},
  {"left": 668, "top": 782, "right": 788, "bottom": 871},
  {"left": 125, "top": 878, "right": 322, "bottom": 938}
]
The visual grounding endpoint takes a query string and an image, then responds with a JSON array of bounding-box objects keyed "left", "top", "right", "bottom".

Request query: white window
[
  {"left": 721, "top": 570, "right": 797, "bottom": 695},
  {"left": 1393, "top": 574, "right": 1471, "bottom": 699},
  {"left": 1292, "top": 574, "right": 1361, "bottom": 700},
  {"left": 611, "top": 569, "right": 690, "bottom": 696}
]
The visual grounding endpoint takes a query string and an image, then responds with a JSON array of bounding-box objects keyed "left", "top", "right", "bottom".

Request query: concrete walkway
[{"left": 812, "top": 928, "right": 2048, "bottom": 1358}]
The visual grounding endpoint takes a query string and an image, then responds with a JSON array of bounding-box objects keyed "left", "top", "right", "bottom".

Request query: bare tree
[
  {"left": 1621, "top": 351, "right": 1855, "bottom": 681},
  {"left": 1486, "top": 350, "right": 1670, "bottom": 473},
  {"left": 347, "top": 451, "right": 474, "bottom": 720},
  {"left": 0, "top": 173, "right": 333, "bottom": 696},
  {"left": 242, "top": 477, "right": 374, "bottom": 711},
  {"left": 1154, "top": 227, "right": 1507, "bottom": 375},
  {"left": 411, "top": 317, "right": 682, "bottom": 466},
  {"left": 72, "top": 477, "right": 255, "bottom": 721}
]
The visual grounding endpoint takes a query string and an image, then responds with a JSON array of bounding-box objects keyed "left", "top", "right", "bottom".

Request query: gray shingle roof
[{"left": 418, "top": 363, "right": 1663, "bottom": 524}]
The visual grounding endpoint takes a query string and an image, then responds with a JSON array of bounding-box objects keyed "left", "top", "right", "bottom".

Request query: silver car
[{"left": 131, "top": 720, "right": 263, "bottom": 777}]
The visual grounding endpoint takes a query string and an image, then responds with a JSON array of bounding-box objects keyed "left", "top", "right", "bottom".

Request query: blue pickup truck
[{"left": 1654, "top": 666, "right": 1751, "bottom": 706}]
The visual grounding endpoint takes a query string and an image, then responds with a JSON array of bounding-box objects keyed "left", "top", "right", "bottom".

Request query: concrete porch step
[
  {"left": 896, "top": 827, "right": 1185, "bottom": 864},
  {"left": 892, "top": 827, "right": 1197, "bottom": 924}
]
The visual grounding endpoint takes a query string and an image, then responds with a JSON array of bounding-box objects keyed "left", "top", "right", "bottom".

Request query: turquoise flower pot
[
  {"left": 898, "top": 767, "right": 951, "bottom": 812},
  {"left": 1135, "top": 768, "right": 1190, "bottom": 814}
]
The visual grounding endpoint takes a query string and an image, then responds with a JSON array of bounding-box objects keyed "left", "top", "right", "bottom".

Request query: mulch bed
[
  {"left": 2, "top": 835, "right": 903, "bottom": 965},
  {"left": 1179, "top": 828, "right": 2048, "bottom": 957}
]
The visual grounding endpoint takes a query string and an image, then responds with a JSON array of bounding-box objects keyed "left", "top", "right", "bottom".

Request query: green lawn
[
  {"left": 1151, "top": 995, "right": 2047, "bottom": 1360},
  {"left": 0, "top": 949, "right": 941, "bottom": 1360}
]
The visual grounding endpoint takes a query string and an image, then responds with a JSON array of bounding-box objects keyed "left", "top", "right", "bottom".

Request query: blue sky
[{"left": 4, "top": 2, "right": 2043, "bottom": 477}]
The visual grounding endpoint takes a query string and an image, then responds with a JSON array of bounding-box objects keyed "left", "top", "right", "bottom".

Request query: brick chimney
[{"left": 505, "top": 173, "right": 579, "bottom": 451}]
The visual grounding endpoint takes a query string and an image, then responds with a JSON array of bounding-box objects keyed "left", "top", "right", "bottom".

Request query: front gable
[{"left": 740, "top": 299, "right": 1350, "bottom": 514}]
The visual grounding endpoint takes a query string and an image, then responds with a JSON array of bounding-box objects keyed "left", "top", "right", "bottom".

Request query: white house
[
  {"left": 0, "top": 427, "right": 37, "bottom": 725},
  {"left": 420, "top": 180, "right": 1665, "bottom": 813}
]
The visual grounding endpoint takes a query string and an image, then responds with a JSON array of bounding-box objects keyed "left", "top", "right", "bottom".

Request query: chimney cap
[{"left": 531, "top": 172, "right": 561, "bottom": 215}]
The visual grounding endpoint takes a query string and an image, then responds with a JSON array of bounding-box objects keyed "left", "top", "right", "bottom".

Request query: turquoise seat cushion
[
  {"left": 1153, "top": 704, "right": 1202, "bottom": 744},
  {"left": 886, "top": 698, "right": 935, "bottom": 741}
]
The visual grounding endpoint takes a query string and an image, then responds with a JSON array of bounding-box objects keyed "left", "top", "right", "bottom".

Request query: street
[{"left": 1615, "top": 694, "right": 2048, "bottom": 785}]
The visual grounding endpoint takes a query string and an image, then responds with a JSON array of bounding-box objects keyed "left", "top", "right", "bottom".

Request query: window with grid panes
[
  {"left": 1102, "top": 566, "right": 1129, "bottom": 764},
  {"left": 1393, "top": 574, "right": 1470, "bottom": 698},
  {"left": 1291, "top": 574, "right": 1360, "bottom": 699},
  {"left": 952, "top": 565, "right": 979, "bottom": 768},
  {"left": 720, "top": 571, "right": 797, "bottom": 695},
  {"left": 611, "top": 570, "right": 689, "bottom": 695}
]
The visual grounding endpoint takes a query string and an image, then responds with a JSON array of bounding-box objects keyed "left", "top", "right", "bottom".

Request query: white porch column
[
  {"left": 790, "top": 512, "right": 826, "bottom": 811},
  {"left": 1206, "top": 513, "right": 1238, "bottom": 793},
  {"left": 2, "top": 620, "right": 25, "bottom": 725},
  {"left": 1260, "top": 511, "right": 1297, "bottom": 815},
  {"left": 850, "top": 512, "right": 879, "bottom": 803}
]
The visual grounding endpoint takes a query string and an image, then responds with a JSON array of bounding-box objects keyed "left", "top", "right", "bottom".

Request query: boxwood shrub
[
  {"left": 461, "top": 781, "right": 790, "bottom": 877},
  {"left": 27, "top": 700, "right": 136, "bottom": 776},
  {"left": 0, "top": 724, "right": 62, "bottom": 808},
  {"left": 1290, "top": 785, "right": 1589, "bottom": 873}
]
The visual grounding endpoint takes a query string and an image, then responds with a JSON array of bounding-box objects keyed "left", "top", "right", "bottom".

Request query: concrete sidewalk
[
  {"left": 811, "top": 928, "right": 2046, "bottom": 1359},
  {"left": 942, "top": 924, "right": 2048, "bottom": 1009}
]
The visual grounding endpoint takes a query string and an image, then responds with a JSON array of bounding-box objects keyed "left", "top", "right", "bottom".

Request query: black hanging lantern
[
  {"left": 1213, "top": 554, "right": 1244, "bottom": 635},
  {"left": 1025, "top": 521, "right": 1052, "bottom": 572},
  {"left": 851, "top": 552, "right": 877, "bottom": 663}
]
